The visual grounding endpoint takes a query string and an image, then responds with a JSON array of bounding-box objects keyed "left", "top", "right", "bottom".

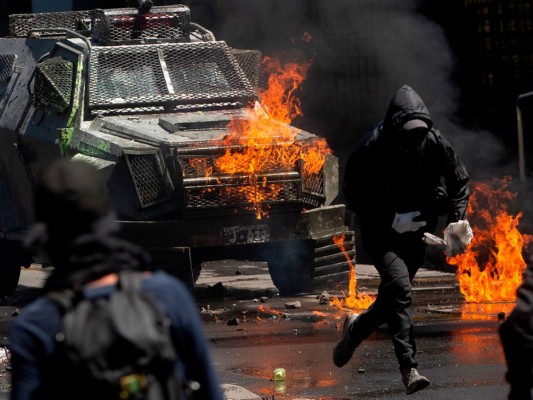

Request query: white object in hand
[
  {"left": 422, "top": 232, "right": 447, "bottom": 249},
  {"left": 444, "top": 220, "right": 473, "bottom": 256},
  {"left": 392, "top": 211, "right": 427, "bottom": 234}
]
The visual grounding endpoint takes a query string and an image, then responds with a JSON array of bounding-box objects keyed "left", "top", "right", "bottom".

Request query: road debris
[{"left": 285, "top": 301, "right": 301, "bottom": 309}]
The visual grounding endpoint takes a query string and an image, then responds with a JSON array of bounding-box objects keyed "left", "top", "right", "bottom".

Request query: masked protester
[
  {"left": 9, "top": 159, "right": 224, "bottom": 400},
  {"left": 499, "top": 256, "right": 533, "bottom": 400},
  {"left": 334, "top": 85, "right": 472, "bottom": 394}
]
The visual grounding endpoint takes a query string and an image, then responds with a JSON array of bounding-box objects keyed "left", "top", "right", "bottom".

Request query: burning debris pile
[{"left": 448, "top": 177, "right": 532, "bottom": 303}]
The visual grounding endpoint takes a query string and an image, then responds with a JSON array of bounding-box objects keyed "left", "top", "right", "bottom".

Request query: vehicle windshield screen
[{"left": 88, "top": 41, "right": 256, "bottom": 113}]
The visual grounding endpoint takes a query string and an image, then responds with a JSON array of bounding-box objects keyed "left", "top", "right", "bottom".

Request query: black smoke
[
  {"left": 183, "top": 0, "right": 514, "bottom": 183},
  {"left": 184, "top": 0, "right": 533, "bottom": 259}
]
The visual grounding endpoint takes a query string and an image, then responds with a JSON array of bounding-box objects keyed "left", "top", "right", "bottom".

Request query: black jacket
[
  {"left": 343, "top": 85, "right": 470, "bottom": 238},
  {"left": 499, "top": 259, "right": 533, "bottom": 396}
]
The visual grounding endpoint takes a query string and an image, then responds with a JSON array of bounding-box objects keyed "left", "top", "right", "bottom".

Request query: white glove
[
  {"left": 444, "top": 220, "right": 473, "bottom": 256},
  {"left": 391, "top": 211, "right": 427, "bottom": 234}
]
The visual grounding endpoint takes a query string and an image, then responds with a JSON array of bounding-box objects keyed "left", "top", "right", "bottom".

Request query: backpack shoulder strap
[
  {"left": 47, "top": 271, "right": 145, "bottom": 309},
  {"left": 118, "top": 270, "right": 147, "bottom": 291},
  {"left": 47, "top": 289, "right": 79, "bottom": 312}
]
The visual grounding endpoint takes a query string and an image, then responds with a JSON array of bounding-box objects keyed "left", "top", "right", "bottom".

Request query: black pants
[{"left": 351, "top": 230, "right": 427, "bottom": 368}]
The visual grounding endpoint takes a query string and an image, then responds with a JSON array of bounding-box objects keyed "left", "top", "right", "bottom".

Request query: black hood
[
  {"left": 24, "top": 159, "right": 151, "bottom": 290},
  {"left": 383, "top": 85, "right": 433, "bottom": 131}
]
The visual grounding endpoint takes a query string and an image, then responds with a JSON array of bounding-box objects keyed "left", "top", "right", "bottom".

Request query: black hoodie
[{"left": 343, "top": 85, "right": 470, "bottom": 245}]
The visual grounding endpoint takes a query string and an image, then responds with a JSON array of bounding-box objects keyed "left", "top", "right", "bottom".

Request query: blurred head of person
[{"left": 25, "top": 159, "right": 148, "bottom": 288}]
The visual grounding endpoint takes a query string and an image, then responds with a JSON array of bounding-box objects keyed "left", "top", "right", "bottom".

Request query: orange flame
[
  {"left": 257, "top": 305, "right": 288, "bottom": 319},
  {"left": 211, "top": 56, "right": 331, "bottom": 219},
  {"left": 311, "top": 310, "right": 329, "bottom": 317},
  {"left": 448, "top": 177, "right": 532, "bottom": 303},
  {"left": 330, "top": 233, "right": 375, "bottom": 310}
]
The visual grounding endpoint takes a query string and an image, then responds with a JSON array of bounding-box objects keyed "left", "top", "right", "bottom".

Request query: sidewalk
[
  {"left": 5, "top": 263, "right": 508, "bottom": 400},
  {"left": 194, "top": 259, "right": 459, "bottom": 297},
  {"left": 12, "top": 261, "right": 460, "bottom": 304}
]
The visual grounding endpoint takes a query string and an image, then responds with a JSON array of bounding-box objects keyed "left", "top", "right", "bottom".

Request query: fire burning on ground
[
  {"left": 185, "top": 56, "right": 331, "bottom": 219},
  {"left": 448, "top": 177, "right": 532, "bottom": 304},
  {"left": 329, "top": 233, "right": 375, "bottom": 311},
  {"left": 256, "top": 305, "right": 290, "bottom": 321}
]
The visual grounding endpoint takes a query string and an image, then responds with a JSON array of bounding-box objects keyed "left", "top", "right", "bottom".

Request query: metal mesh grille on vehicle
[
  {"left": 88, "top": 41, "right": 257, "bottom": 114},
  {"left": 179, "top": 155, "right": 217, "bottom": 177},
  {"left": 231, "top": 49, "right": 262, "bottom": 90},
  {"left": 185, "top": 182, "right": 300, "bottom": 209},
  {"left": 91, "top": 102, "right": 242, "bottom": 116},
  {"left": 91, "top": 6, "right": 190, "bottom": 45},
  {"left": 178, "top": 155, "right": 302, "bottom": 209},
  {"left": 177, "top": 147, "right": 326, "bottom": 210},
  {"left": 33, "top": 57, "right": 73, "bottom": 113},
  {"left": 9, "top": 10, "right": 91, "bottom": 37},
  {"left": 0, "top": 54, "right": 17, "bottom": 84},
  {"left": 301, "top": 169, "right": 325, "bottom": 207},
  {"left": 125, "top": 153, "right": 172, "bottom": 208}
]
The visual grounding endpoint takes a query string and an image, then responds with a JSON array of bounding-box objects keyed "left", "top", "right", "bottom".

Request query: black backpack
[{"left": 47, "top": 270, "right": 181, "bottom": 400}]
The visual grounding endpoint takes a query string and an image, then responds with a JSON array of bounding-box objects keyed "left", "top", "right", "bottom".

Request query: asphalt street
[
  {"left": 197, "top": 260, "right": 513, "bottom": 399},
  {"left": 0, "top": 262, "right": 517, "bottom": 399},
  {"left": 208, "top": 320, "right": 508, "bottom": 399}
]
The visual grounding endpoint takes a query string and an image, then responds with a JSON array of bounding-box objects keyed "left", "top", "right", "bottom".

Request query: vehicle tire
[
  {"left": 266, "top": 240, "right": 314, "bottom": 296},
  {"left": 0, "top": 264, "right": 21, "bottom": 296},
  {"left": 0, "top": 239, "right": 28, "bottom": 296}
]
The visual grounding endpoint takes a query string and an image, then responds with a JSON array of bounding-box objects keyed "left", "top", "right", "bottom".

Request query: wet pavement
[
  {"left": 196, "top": 260, "right": 512, "bottom": 399},
  {"left": 0, "top": 262, "right": 516, "bottom": 399},
  {"left": 209, "top": 322, "right": 508, "bottom": 399}
]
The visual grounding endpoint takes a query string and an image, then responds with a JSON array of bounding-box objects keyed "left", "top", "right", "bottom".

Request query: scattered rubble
[
  {"left": 284, "top": 301, "right": 301, "bottom": 309},
  {"left": 0, "top": 348, "right": 8, "bottom": 364},
  {"left": 220, "top": 383, "right": 261, "bottom": 400},
  {"left": 318, "top": 291, "right": 330, "bottom": 304},
  {"left": 200, "top": 305, "right": 230, "bottom": 317},
  {"left": 0, "top": 347, "right": 11, "bottom": 392}
]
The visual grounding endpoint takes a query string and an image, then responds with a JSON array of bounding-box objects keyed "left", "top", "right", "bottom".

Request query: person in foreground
[
  {"left": 335, "top": 85, "right": 472, "bottom": 394},
  {"left": 9, "top": 159, "right": 223, "bottom": 400},
  {"left": 499, "top": 255, "right": 533, "bottom": 400}
]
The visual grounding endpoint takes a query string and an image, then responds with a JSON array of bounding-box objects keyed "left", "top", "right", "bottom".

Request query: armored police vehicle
[{"left": 0, "top": 4, "right": 354, "bottom": 295}]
